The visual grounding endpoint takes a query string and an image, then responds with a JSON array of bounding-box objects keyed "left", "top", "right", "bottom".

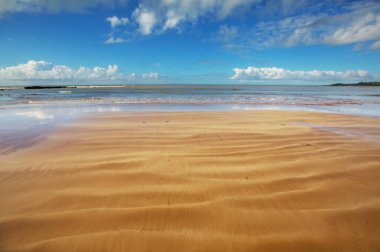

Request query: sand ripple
[{"left": 1, "top": 111, "right": 380, "bottom": 251}]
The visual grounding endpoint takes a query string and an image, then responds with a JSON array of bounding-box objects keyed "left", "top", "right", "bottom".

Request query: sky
[{"left": 0, "top": 0, "right": 380, "bottom": 85}]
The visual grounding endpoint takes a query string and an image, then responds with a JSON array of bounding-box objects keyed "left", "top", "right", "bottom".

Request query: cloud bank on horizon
[
  {"left": 0, "top": 60, "right": 371, "bottom": 84},
  {"left": 231, "top": 67, "right": 369, "bottom": 81},
  {"left": 0, "top": 0, "right": 379, "bottom": 84},
  {"left": 0, "top": 60, "right": 163, "bottom": 85}
]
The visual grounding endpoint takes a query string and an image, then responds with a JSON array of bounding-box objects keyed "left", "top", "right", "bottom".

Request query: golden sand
[{"left": 1, "top": 110, "right": 380, "bottom": 251}]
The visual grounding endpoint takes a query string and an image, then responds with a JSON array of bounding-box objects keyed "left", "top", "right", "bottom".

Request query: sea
[{"left": 1, "top": 84, "right": 380, "bottom": 153}]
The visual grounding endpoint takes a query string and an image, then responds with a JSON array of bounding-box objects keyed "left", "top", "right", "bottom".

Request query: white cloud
[
  {"left": 129, "top": 0, "right": 256, "bottom": 35},
  {"left": 105, "top": 36, "right": 126, "bottom": 44},
  {"left": 0, "top": 60, "right": 125, "bottom": 80},
  {"left": 3, "top": 0, "right": 380, "bottom": 52},
  {"left": 106, "top": 16, "right": 129, "bottom": 28},
  {"left": 323, "top": 12, "right": 380, "bottom": 45},
  {"left": 163, "top": 10, "right": 183, "bottom": 30},
  {"left": 123, "top": 0, "right": 380, "bottom": 50},
  {"left": 218, "top": 0, "right": 258, "bottom": 18},
  {"left": 0, "top": 0, "right": 128, "bottom": 16},
  {"left": 224, "top": 1, "right": 380, "bottom": 49},
  {"left": 142, "top": 72, "right": 161, "bottom": 80},
  {"left": 115, "top": 0, "right": 380, "bottom": 53},
  {"left": 0, "top": 60, "right": 164, "bottom": 84},
  {"left": 133, "top": 7, "right": 157, "bottom": 35},
  {"left": 231, "top": 66, "right": 370, "bottom": 81},
  {"left": 370, "top": 40, "right": 380, "bottom": 50}
]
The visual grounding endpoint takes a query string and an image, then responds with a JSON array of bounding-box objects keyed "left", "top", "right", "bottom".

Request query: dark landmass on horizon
[
  {"left": 24, "top": 85, "right": 72, "bottom": 89},
  {"left": 330, "top": 82, "right": 380, "bottom": 86}
]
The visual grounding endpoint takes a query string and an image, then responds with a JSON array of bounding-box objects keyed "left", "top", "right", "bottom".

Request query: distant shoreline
[
  {"left": 24, "top": 85, "right": 72, "bottom": 89},
  {"left": 330, "top": 82, "right": 380, "bottom": 86}
]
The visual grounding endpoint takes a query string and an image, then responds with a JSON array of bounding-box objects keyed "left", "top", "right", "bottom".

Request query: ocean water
[
  {"left": 1, "top": 85, "right": 380, "bottom": 153},
  {"left": 2, "top": 84, "right": 380, "bottom": 107}
]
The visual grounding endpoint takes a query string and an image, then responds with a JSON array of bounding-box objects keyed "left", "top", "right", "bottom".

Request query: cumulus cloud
[
  {"left": 133, "top": 7, "right": 157, "bottom": 35},
  {"left": 0, "top": 60, "right": 126, "bottom": 80},
  {"left": 106, "top": 16, "right": 129, "bottom": 28},
  {"left": 142, "top": 72, "right": 162, "bottom": 81},
  {"left": 105, "top": 36, "right": 126, "bottom": 44},
  {"left": 0, "top": 0, "right": 128, "bottom": 16},
  {"left": 231, "top": 66, "right": 370, "bottom": 81},
  {"left": 105, "top": 16, "right": 129, "bottom": 43},
  {"left": 0, "top": 60, "right": 163, "bottom": 84}
]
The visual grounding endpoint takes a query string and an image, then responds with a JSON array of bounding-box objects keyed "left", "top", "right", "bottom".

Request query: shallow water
[{"left": 1, "top": 85, "right": 380, "bottom": 153}]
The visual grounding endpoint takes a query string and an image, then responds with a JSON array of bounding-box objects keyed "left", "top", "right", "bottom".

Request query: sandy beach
[{"left": 1, "top": 110, "right": 380, "bottom": 251}]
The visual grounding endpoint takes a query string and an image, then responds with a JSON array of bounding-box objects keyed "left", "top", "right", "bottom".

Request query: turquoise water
[{"left": 1, "top": 85, "right": 380, "bottom": 153}]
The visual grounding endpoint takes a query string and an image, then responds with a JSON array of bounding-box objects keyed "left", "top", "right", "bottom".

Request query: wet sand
[{"left": 1, "top": 110, "right": 380, "bottom": 251}]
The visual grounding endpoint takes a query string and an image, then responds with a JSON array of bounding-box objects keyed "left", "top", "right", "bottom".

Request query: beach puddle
[
  {"left": 1, "top": 100, "right": 380, "bottom": 154},
  {"left": 297, "top": 122, "right": 380, "bottom": 142}
]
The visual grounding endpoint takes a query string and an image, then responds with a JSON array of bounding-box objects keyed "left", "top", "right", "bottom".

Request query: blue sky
[{"left": 0, "top": 0, "right": 379, "bottom": 85}]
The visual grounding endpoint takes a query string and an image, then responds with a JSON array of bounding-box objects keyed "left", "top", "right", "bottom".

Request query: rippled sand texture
[{"left": 1, "top": 111, "right": 380, "bottom": 251}]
